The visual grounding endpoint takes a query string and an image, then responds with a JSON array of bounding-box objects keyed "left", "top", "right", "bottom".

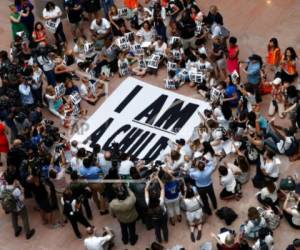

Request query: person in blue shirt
[
  {"left": 79, "top": 157, "right": 102, "bottom": 180},
  {"left": 79, "top": 157, "right": 108, "bottom": 215},
  {"left": 223, "top": 76, "right": 240, "bottom": 108},
  {"left": 189, "top": 159, "right": 217, "bottom": 215},
  {"left": 240, "top": 54, "right": 263, "bottom": 103}
]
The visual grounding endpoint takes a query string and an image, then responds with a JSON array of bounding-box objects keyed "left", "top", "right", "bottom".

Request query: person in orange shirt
[
  {"left": 267, "top": 38, "right": 281, "bottom": 71},
  {"left": 124, "top": 0, "right": 138, "bottom": 9},
  {"left": 280, "top": 47, "right": 298, "bottom": 83}
]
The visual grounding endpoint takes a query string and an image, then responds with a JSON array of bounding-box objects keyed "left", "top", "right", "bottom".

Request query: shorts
[{"left": 186, "top": 209, "right": 203, "bottom": 225}]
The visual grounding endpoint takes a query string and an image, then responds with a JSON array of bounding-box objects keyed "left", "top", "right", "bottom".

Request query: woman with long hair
[
  {"left": 108, "top": 5, "right": 125, "bottom": 36},
  {"left": 267, "top": 37, "right": 281, "bottom": 71},
  {"left": 32, "top": 22, "right": 48, "bottom": 47},
  {"left": 280, "top": 47, "right": 298, "bottom": 83},
  {"left": 182, "top": 186, "right": 204, "bottom": 242}
]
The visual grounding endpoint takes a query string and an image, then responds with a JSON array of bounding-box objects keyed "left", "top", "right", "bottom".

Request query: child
[
  {"left": 132, "top": 54, "right": 147, "bottom": 77},
  {"left": 165, "top": 70, "right": 180, "bottom": 89},
  {"left": 118, "top": 52, "right": 130, "bottom": 77},
  {"left": 79, "top": 77, "right": 105, "bottom": 105}
]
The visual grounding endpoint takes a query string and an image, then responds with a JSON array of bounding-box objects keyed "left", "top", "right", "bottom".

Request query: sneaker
[
  {"left": 196, "top": 230, "right": 202, "bottom": 241},
  {"left": 26, "top": 229, "right": 35, "bottom": 240},
  {"left": 15, "top": 226, "right": 22, "bottom": 237},
  {"left": 190, "top": 232, "right": 195, "bottom": 242}
]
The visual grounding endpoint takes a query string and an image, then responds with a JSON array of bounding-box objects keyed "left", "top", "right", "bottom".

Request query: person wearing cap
[
  {"left": 268, "top": 77, "right": 285, "bottom": 118},
  {"left": 287, "top": 239, "right": 300, "bottom": 250},
  {"left": 189, "top": 158, "right": 217, "bottom": 215},
  {"left": 240, "top": 54, "right": 263, "bottom": 103}
]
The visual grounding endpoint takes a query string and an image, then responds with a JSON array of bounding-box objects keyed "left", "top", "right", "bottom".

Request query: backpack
[
  {"left": 215, "top": 207, "right": 238, "bottom": 225},
  {"left": 1, "top": 188, "right": 17, "bottom": 213},
  {"left": 219, "top": 26, "right": 230, "bottom": 39},
  {"left": 246, "top": 143, "right": 259, "bottom": 163},
  {"left": 285, "top": 137, "right": 299, "bottom": 156},
  {"left": 257, "top": 207, "right": 280, "bottom": 230},
  {"left": 259, "top": 239, "right": 269, "bottom": 250},
  {"left": 280, "top": 176, "right": 296, "bottom": 191}
]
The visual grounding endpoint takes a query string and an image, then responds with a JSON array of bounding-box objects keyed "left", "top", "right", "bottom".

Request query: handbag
[{"left": 280, "top": 176, "right": 296, "bottom": 191}]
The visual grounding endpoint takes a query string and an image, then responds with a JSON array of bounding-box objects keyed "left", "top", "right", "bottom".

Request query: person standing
[
  {"left": 227, "top": 36, "right": 239, "bottom": 74},
  {"left": 109, "top": 184, "right": 138, "bottom": 246},
  {"left": 18, "top": 78, "right": 35, "bottom": 108},
  {"left": 176, "top": 10, "right": 196, "bottom": 50},
  {"left": 189, "top": 158, "right": 218, "bottom": 215},
  {"left": 0, "top": 175, "right": 35, "bottom": 239},
  {"left": 240, "top": 54, "right": 263, "bottom": 103},
  {"left": 18, "top": 0, "right": 35, "bottom": 41},
  {"left": 79, "top": 158, "right": 108, "bottom": 215},
  {"left": 42, "top": 1, "right": 66, "bottom": 47},
  {"left": 0, "top": 122, "right": 9, "bottom": 170},
  {"left": 64, "top": 0, "right": 83, "bottom": 41},
  {"left": 9, "top": 4, "right": 28, "bottom": 41},
  {"left": 145, "top": 175, "right": 169, "bottom": 243},
  {"left": 62, "top": 188, "right": 93, "bottom": 239},
  {"left": 267, "top": 37, "right": 281, "bottom": 72}
]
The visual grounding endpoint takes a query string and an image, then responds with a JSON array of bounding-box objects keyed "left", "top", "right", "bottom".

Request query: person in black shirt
[
  {"left": 204, "top": 5, "right": 223, "bottom": 27},
  {"left": 82, "top": 0, "right": 101, "bottom": 22},
  {"left": 69, "top": 171, "right": 93, "bottom": 220},
  {"left": 176, "top": 10, "right": 196, "bottom": 50},
  {"left": 64, "top": 0, "right": 83, "bottom": 41}
]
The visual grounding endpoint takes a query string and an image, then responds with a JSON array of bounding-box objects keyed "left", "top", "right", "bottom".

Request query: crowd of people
[{"left": 0, "top": 0, "right": 300, "bottom": 249}]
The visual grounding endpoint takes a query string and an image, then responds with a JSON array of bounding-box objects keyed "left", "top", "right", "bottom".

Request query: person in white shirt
[
  {"left": 252, "top": 228, "right": 274, "bottom": 250},
  {"left": 151, "top": 36, "right": 167, "bottom": 57},
  {"left": 136, "top": 21, "right": 156, "bottom": 43},
  {"left": 18, "top": 80, "right": 34, "bottom": 106},
  {"left": 176, "top": 139, "right": 193, "bottom": 158},
  {"left": 182, "top": 186, "right": 204, "bottom": 242},
  {"left": 84, "top": 226, "right": 114, "bottom": 250},
  {"left": 283, "top": 192, "right": 300, "bottom": 229},
  {"left": 218, "top": 165, "right": 240, "bottom": 200},
  {"left": 90, "top": 16, "right": 112, "bottom": 49},
  {"left": 79, "top": 77, "right": 105, "bottom": 105},
  {"left": 42, "top": 1, "right": 66, "bottom": 46},
  {"left": 260, "top": 151, "right": 280, "bottom": 182},
  {"left": 133, "top": 4, "right": 153, "bottom": 28},
  {"left": 257, "top": 181, "right": 281, "bottom": 214},
  {"left": 31, "top": 64, "right": 44, "bottom": 106},
  {"left": 70, "top": 148, "right": 86, "bottom": 173},
  {"left": 117, "top": 52, "right": 130, "bottom": 77},
  {"left": 118, "top": 153, "right": 134, "bottom": 178}
]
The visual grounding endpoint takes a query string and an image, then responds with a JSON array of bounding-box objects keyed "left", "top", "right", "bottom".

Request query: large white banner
[{"left": 72, "top": 77, "right": 210, "bottom": 162}]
